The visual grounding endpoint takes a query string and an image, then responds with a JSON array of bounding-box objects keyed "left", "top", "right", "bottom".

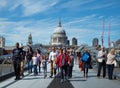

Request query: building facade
[
  {"left": 0, "top": 36, "right": 5, "bottom": 47},
  {"left": 92, "top": 38, "right": 99, "bottom": 47},
  {"left": 50, "top": 20, "right": 68, "bottom": 46},
  {"left": 27, "top": 33, "right": 33, "bottom": 46},
  {"left": 72, "top": 37, "right": 77, "bottom": 46}
]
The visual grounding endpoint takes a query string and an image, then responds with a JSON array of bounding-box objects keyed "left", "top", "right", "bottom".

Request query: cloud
[
  {"left": 0, "top": 17, "right": 58, "bottom": 45},
  {"left": 8, "top": 0, "right": 59, "bottom": 16},
  {"left": 61, "top": 0, "right": 95, "bottom": 9},
  {"left": 0, "top": 0, "right": 59, "bottom": 16}
]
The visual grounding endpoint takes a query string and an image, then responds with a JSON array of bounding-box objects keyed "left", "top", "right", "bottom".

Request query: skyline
[{"left": 0, "top": 0, "right": 120, "bottom": 47}]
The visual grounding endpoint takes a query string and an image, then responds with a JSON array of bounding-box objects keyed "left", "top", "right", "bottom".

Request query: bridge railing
[{"left": 0, "top": 55, "right": 14, "bottom": 77}]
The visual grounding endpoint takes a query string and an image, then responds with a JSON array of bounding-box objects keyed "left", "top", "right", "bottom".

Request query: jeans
[
  {"left": 13, "top": 62, "right": 20, "bottom": 79},
  {"left": 97, "top": 61, "right": 106, "bottom": 77},
  {"left": 107, "top": 64, "right": 114, "bottom": 79},
  {"left": 33, "top": 65, "right": 38, "bottom": 75},
  {"left": 60, "top": 65, "right": 67, "bottom": 80},
  {"left": 27, "top": 60, "right": 32, "bottom": 73},
  {"left": 68, "top": 66, "right": 73, "bottom": 78}
]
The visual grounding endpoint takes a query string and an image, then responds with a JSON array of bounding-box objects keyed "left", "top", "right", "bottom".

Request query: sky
[{"left": 0, "top": 0, "right": 120, "bottom": 47}]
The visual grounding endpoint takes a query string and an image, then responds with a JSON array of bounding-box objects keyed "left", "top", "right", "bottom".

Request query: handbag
[
  {"left": 97, "top": 58, "right": 103, "bottom": 62},
  {"left": 89, "top": 63, "right": 93, "bottom": 69},
  {"left": 79, "top": 61, "right": 83, "bottom": 71},
  {"left": 113, "top": 60, "right": 117, "bottom": 67}
]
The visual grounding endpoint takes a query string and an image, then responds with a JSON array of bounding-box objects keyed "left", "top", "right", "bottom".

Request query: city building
[
  {"left": 27, "top": 33, "right": 33, "bottom": 46},
  {"left": 50, "top": 19, "right": 68, "bottom": 46},
  {"left": 72, "top": 37, "right": 77, "bottom": 46},
  {"left": 92, "top": 38, "right": 99, "bottom": 47},
  {"left": 0, "top": 36, "right": 5, "bottom": 48}
]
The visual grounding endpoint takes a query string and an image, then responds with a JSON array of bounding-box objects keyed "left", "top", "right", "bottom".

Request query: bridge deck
[{"left": 0, "top": 64, "right": 120, "bottom": 88}]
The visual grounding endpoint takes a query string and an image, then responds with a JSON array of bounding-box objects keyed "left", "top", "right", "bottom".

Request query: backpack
[{"left": 82, "top": 53, "right": 89, "bottom": 62}]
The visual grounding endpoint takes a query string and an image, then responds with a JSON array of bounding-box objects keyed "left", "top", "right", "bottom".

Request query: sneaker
[
  {"left": 49, "top": 76, "right": 52, "bottom": 78},
  {"left": 97, "top": 76, "right": 100, "bottom": 79},
  {"left": 64, "top": 78, "right": 67, "bottom": 81},
  {"left": 85, "top": 74, "right": 88, "bottom": 78},
  {"left": 61, "top": 79, "right": 64, "bottom": 83}
]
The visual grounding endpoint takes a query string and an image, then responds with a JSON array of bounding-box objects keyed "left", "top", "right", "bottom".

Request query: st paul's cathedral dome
[{"left": 50, "top": 20, "right": 68, "bottom": 46}]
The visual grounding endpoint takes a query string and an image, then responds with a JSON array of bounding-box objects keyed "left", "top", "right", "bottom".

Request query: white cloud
[
  {"left": 0, "top": 18, "right": 57, "bottom": 45},
  {"left": 0, "top": 0, "right": 59, "bottom": 16},
  {"left": 61, "top": 0, "right": 95, "bottom": 9}
]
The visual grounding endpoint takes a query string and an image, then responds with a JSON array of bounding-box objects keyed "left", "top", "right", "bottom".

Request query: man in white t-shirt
[
  {"left": 97, "top": 47, "right": 106, "bottom": 78},
  {"left": 49, "top": 47, "right": 57, "bottom": 78}
]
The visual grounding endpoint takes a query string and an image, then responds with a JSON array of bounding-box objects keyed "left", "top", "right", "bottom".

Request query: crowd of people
[{"left": 12, "top": 42, "right": 117, "bottom": 82}]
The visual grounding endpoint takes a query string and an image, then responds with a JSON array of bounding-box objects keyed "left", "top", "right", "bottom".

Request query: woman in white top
[{"left": 106, "top": 49, "right": 116, "bottom": 80}]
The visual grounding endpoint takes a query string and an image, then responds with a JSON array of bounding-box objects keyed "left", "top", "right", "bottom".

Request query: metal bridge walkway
[{"left": 0, "top": 64, "right": 120, "bottom": 88}]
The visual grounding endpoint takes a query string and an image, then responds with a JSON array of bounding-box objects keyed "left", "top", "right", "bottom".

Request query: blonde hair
[{"left": 109, "top": 49, "right": 115, "bottom": 55}]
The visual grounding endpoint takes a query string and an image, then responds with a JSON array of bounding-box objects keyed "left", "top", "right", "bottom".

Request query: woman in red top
[{"left": 56, "top": 48, "right": 71, "bottom": 83}]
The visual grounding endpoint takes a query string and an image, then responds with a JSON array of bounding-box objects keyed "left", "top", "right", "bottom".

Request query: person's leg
[
  {"left": 33, "top": 65, "right": 35, "bottom": 75},
  {"left": 71, "top": 66, "right": 73, "bottom": 77},
  {"left": 13, "top": 63, "right": 17, "bottom": 80},
  {"left": 60, "top": 67, "right": 64, "bottom": 82},
  {"left": 64, "top": 65, "right": 68, "bottom": 79},
  {"left": 107, "top": 65, "right": 110, "bottom": 79},
  {"left": 30, "top": 60, "right": 32, "bottom": 73},
  {"left": 39, "top": 61, "right": 41, "bottom": 73},
  {"left": 86, "top": 68, "right": 88, "bottom": 77},
  {"left": 54, "top": 68, "right": 56, "bottom": 77},
  {"left": 16, "top": 62, "right": 20, "bottom": 79},
  {"left": 35, "top": 65, "right": 38, "bottom": 75},
  {"left": 97, "top": 62, "right": 102, "bottom": 78},
  {"left": 50, "top": 61, "right": 53, "bottom": 77},
  {"left": 20, "top": 61, "right": 24, "bottom": 77},
  {"left": 27, "top": 61, "right": 30, "bottom": 73},
  {"left": 109, "top": 64, "right": 114, "bottom": 79},
  {"left": 69, "top": 66, "right": 72, "bottom": 78},
  {"left": 103, "top": 61, "right": 106, "bottom": 78}
]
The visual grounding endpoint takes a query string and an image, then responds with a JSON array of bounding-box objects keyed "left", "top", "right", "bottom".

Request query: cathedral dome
[
  {"left": 50, "top": 19, "right": 68, "bottom": 46},
  {"left": 53, "top": 27, "right": 66, "bottom": 35}
]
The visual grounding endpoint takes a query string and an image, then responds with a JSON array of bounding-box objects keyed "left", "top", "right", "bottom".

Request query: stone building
[
  {"left": 0, "top": 36, "right": 5, "bottom": 48},
  {"left": 27, "top": 33, "right": 33, "bottom": 46},
  {"left": 72, "top": 37, "right": 77, "bottom": 46},
  {"left": 50, "top": 20, "right": 68, "bottom": 46},
  {"left": 92, "top": 38, "right": 99, "bottom": 47}
]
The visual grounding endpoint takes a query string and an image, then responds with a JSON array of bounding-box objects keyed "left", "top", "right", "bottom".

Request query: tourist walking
[
  {"left": 26, "top": 46, "right": 33, "bottom": 73},
  {"left": 12, "top": 42, "right": 21, "bottom": 80},
  {"left": 82, "top": 49, "right": 91, "bottom": 78},
  {"left": 20, "top": 46, "right": 26, "bottom": 78},
  {"left": 32, "top": 52, "right": 38, "bottom": 75},
  {"left": 56, "top": 48, "right": 71, "bottom": 82},
  {"left": 106, "top": 49, "right": 116, "bottom": 80},
  {"left": 49, "top": 47, "right": 57, "bottom": 78},
  {"left": 76, "top": 51, "right": 82, "bottom": 71},
  {"left": 42, "top": 54, "right": 48, "bottom": 78},
  {"left": 68, "top": 49, "right": 75, "bottom": 78},
  {"left": 36, "top": 49, "right": 42, "bottom": 73},
  {"left": 97, "top": 47, "right": 107, "bottom": 78}
]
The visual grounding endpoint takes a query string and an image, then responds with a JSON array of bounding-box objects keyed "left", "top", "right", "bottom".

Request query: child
[
  {"left": 42, "top": 55, "right": 47, "bottom": 78},
  {"left": 32, "top": 52, "right": 38, "bottom": 76}
]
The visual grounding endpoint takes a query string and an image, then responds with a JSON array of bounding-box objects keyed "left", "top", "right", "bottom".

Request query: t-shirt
[
  {"left": 12, "top": 48, "right": 21, "bottom": 63},
  {"left": 49, "top": 51, "right": 57, "bottom": 61},
  {"left": 32, "top": 56, "right": 38, "bottom": 65}
]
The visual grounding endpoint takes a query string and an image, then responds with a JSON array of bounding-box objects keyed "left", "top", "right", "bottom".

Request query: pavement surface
[{"left": 0, "top": 63, "right": 120, "bottom": 88}]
